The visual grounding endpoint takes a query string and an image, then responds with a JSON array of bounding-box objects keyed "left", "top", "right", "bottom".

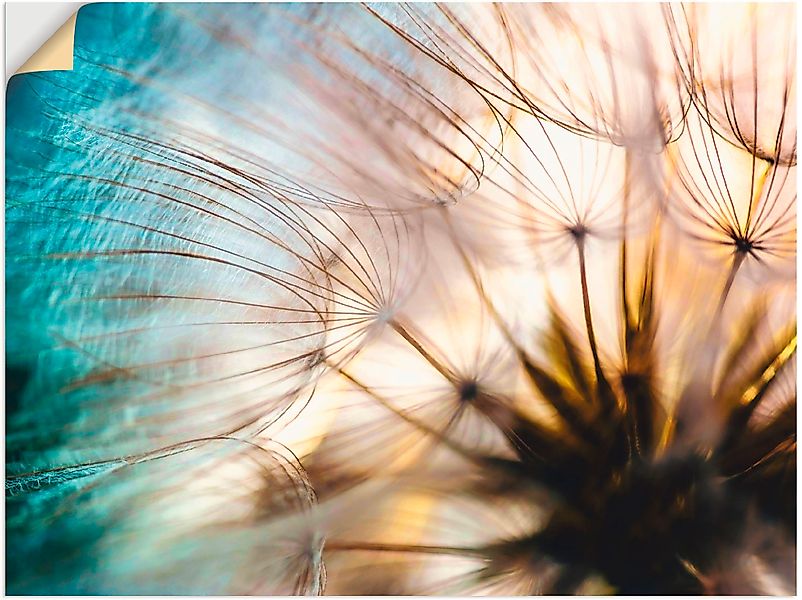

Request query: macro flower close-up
[{"left": 5, "top": 2, "right": 797, "bottom": 595}]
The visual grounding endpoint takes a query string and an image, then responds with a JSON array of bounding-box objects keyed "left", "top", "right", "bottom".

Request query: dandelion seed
[
  {"left": 665, "top": 3, "right": 797, "bottom": 166},
  {"left": 666, "top": 106, "right": 796, "bottom": 294}
]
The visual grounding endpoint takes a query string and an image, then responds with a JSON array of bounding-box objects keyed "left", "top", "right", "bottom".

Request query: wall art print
[{"left": 5, "top": 3, "right": 797, "bottom": 595}]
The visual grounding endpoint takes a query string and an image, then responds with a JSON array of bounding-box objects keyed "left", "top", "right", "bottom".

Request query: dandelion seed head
[{"left": 666, "top": 3, "right": 797, "bottom": 166}]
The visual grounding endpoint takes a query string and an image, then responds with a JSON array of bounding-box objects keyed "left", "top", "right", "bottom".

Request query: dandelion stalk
[
  {"left": 574, "top": 233, "right": 605, "bottom": 391},
  {"left": 714, "top": 250, "right": 746, "bottom": 319},
  {"left": 325, "top": 541, "right": 483, "bottom": 558},
  {"left": 620, "top": 152, "right": 631, "bottom": 334}
]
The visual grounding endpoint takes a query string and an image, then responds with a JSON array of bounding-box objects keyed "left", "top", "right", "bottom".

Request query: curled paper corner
[{"left": 14, "top": 10, "right": 79, "bottom": 76}]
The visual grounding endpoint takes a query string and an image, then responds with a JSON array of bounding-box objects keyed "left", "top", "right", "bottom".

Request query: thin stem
[
  {"left": 576, "top": 236, "right": 604, "bottom": 386},
  {"left": 325, "top": 541, "right": 483, "bottom": 558},
  {"left": 439, "top": 208, "right": 528, "bottom": 359},
  {"left": 389, "top": 319, "right": 454, "bottom": 382},
  {"left": 714, "top": 250, "right": 746, "bottom": 320},
  {"left": 331, "top": 361, "right": 481, "bottom": 462},
  {"left": 620, "top": 151, "right": 631, "bottom": 333}
]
